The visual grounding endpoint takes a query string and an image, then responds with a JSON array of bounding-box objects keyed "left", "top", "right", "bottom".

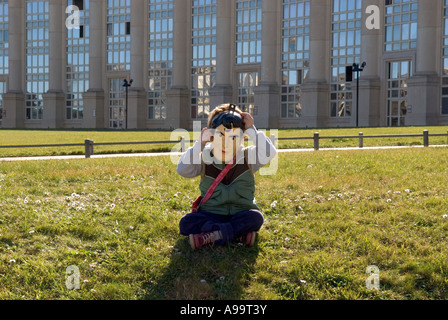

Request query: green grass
[
  {"left": 1, "top": 147, "right": 448, "bottom": 300},
  {"left": 0, "top": 126, "right": 447, "bottom": 157}
]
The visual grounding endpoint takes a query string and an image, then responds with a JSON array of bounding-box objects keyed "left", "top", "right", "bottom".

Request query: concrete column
[
  {"left": 255, "top": 0, "right": 280, "bottom": 129},
  {"left": 127, "top": 0, "right": 147, "bottom": 129},
  {"left": 300, "top": 0, "right": 330, "bottom": 128},
  {"left": 210, "top": 0, "right": 233, "bottom": 108},
  {"left": 166, "top": 0, "right": 190, "bottom": 129},
  {"left": 407, "top": 0, "right": 442, "bottom": 126},
  {"left": 42, "top": 0, "right": 65, "bottom": 128},
  {"left": 357, "top": 0, "right": 382, "bottom": 127},
  {"left": 83, "top": 0, "right": 105, "bottom": 128},
  {"left": 2, "top": 0, "right": 25, "bottom": 128}
]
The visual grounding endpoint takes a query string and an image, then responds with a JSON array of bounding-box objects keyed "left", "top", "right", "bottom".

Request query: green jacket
[{"left": 198, "top": 148, "right": 260, "bottom": 216}]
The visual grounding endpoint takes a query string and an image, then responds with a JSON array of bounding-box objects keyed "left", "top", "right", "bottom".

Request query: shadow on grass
[{"left": 141, "top": 238, "right": 260, "bottom": 300}]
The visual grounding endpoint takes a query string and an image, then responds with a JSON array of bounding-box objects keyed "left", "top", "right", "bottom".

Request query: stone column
[
  {"left": 406, "top": 0, "right": 441, "bottom": 126},
  {"left": 43, "top": 0, "right": 65, "bottom": 128},
  {"left": 254, "top": 0, "right": 280, "bottom": 129},
  {"left": 83, "top": 0, "right": 106, "bottom": 128},
  {"left": 166, "top": 0, "right": 190, "bottom": 129},
  {"left": 357, "top": 0, "right": 382, "bottom": 127},
  {"left": 2, "top": 0, "right": 25, "bottom": 128},
  {"left": 300, "top": 0, "right": 330, "bottom": 128},
  {"left": 127, "top": 0, "right": 147, "bottom": 129},
  {"left": 210, "top": 0, "right": 233, "bottom": 109}
]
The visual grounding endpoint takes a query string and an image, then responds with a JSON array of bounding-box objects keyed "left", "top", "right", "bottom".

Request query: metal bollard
[
  {"left": 180, "top": 137, "right": 186, "bottom": 153},
  {"left": 314, "top": 132, "right": 320, "bottom": 151},
  {"left": 85, "top": 139, "right": 94, "bottom": 158},
  {"left": 359, "top": 132, "right": 364, "bottom": 149},
  {"left": 423, "top": 130, "right": 429, "bottom": 147}
]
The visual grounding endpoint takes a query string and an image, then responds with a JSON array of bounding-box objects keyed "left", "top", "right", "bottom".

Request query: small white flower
[
  {"left": 387, "top": 199, "right": 392, "bottom": 203},
  {"left": 443, "top": 215, "right": 448, "bottom": 219},
  {"left": 405, "top": 189, "right": 411, "bottom": 193},
  {"left": 270, "top": 200, "right": 278, "bottom": 208},
  {"left": 110, "top": 203, "right": 116, "bottom": 210},
  {"left": 9, "top": 259, "right": 16, "bottom": 264}
]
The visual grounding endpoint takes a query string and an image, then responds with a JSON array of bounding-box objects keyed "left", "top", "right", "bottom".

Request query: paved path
[{"left": 0, "top": 145, "right": 446, "bottom": 162}]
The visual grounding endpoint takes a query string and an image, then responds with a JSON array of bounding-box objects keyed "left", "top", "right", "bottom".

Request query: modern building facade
[{"left": 0, "top": 0, "right": 448, "bottom": 130}]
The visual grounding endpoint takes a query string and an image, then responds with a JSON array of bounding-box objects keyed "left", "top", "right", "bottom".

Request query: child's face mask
[{"left": 211, "top": 125, "right": 244, "bottom": 163}]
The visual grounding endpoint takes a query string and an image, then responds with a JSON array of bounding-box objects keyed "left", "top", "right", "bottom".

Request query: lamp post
[
  {"left": 352, "top": 62, "right": 366, "bottom": 128},
  {"left": 123, "top": 79, "right": 133, "bottom": 129}
]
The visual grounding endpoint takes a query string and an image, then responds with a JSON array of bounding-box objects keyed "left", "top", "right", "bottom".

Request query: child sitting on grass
[{"left": 177, "top": 104, "right": 277, "bottom": 250}]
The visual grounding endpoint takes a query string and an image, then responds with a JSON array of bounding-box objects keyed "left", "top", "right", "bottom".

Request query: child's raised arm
[
  {"left": 177, "top": 127, "right": 211, "bottom": 178},
  {"left": 245, "top": 125, "right": 277, "bottom": 174}
]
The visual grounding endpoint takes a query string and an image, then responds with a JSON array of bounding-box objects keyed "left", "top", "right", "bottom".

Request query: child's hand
[
  {"left": 241, "top": 113, "right": 254, "bottom": 131},
  {"left": 201, "top": 127, "right": 213, "bottom": 147}
]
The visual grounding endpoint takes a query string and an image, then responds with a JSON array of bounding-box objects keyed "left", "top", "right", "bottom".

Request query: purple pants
[{"left": 179, "top": 209, "right": 264, "bottom": 245}]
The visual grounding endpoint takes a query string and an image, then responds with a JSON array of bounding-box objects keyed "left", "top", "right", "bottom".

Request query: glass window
[
  {"left": 148, "top": 0, "right": 173, "bottom": 120},
  {"left": 330, "top": 0, "right": 362, "bottom": 118},
  {"left": 191, "top": 0, "right": 217, "bottom": 120},
  {"left": 442, "top": 0, "right": 448, "bottom": 115},
  {"left": 281, "top": 0, "right": 310, "bottom": 119},
  {"left": 384, "top": 0, "right": 418, "bottom": 52},
  {"left": 0, "top": 81, "right": 5, "bottom": 127},
  {"left": 235, "top": 0, "right": 262, "bottom": 64},
  {"left": 66, "top": 0, "right": 89, "bottom": 121},
  {"left": 25, "top": 0, "right": 49, "bottom": 120},
  {"left": 0, "top": 0, "right": 8, "bottom": 76},
  {"left": 106, "top": 0, "right": 131, "bottom": 72},
  {"left": 387, "top": 60, "right": 412, "bottom": 126},
  {"left": 238, "top": 72, "right": 258, "bottom": 116}
]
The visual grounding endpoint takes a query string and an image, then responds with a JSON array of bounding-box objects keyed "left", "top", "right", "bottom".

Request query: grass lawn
[
  {"left": 0, "top": 126, "right": 447, "bottom": 157},
  {"left": 1, "top": 147, "right": 448, "bottom": 300}
]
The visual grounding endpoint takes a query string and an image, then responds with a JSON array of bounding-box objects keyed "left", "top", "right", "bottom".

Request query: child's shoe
[
  {"left": 238, "top": 231, "right": 256, "bottom": 247},
  {"left": 189, "top": 232, "right": 217, "bottom": 250}
]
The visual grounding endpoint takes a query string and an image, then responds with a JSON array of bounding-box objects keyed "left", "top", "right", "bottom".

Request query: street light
[
  {"left": 123, "top": 79, "right": 133, "bottom": 129},
  {"left": 352, "top": 62, "right": 366, "bottom": 128}
]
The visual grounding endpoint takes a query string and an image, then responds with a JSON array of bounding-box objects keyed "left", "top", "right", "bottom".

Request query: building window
[
  {"left": 442, "top": 0, "right": 448, "bottom": 115},
  {"left": 235, "top": 0, "right": 262, "bottom": 64},
  {"left": 148, "top": 0, "right": 173, "bottom": 121},
  {"left": 25, "top": 0, "right": 49, "bottom": 121},
  {"left": 330, "top": 0, "right": 362, "bottom": 118},
  {"left": 387, "top": 60, "right": 411, "bottom": 127},
  {"left": 0, "top": 81, "right": 5, "bottom": 127},
  {"left": 109, "top": 78, "right": 125, "bottom": 129},
  {"left": 384, "top": 0, "right": 418, "bottom": 52},
  {"left": 0, "top": 0, "right": 8, "bottom": 75},
  {"left": 281, "top": 0, "right": 310, "bottom": 119},
  {"left": 66, "top": 0, "right": 89, "bottom": 121},
  {"left": 106, "top": 0, "right": 131, "bottom": 72},
  {"left": 191, "top": 0, "right": 217, "bottom": 120},
  {"left": 238, "top": 72, "right": 258, "bottom": 116}
]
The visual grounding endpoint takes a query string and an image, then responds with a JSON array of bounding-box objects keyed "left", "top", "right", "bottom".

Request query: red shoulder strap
[{"left": 199, "top": 147, "right": 243, "bottom": 206}]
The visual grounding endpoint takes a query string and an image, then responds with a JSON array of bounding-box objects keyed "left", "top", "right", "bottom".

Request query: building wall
[{"left": 1, "top": 0, "right": 448, "bottom": 130}]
